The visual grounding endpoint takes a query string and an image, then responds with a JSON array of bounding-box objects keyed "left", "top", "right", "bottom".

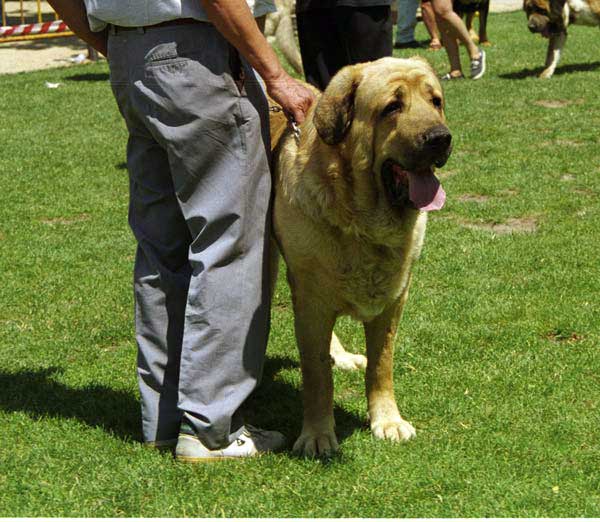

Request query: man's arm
[
  {"left": 199, "top": 0, "right": 315, "bottom": 123},
  {"left": 46, "top": 0, "right": 107, "bottom": 56}
]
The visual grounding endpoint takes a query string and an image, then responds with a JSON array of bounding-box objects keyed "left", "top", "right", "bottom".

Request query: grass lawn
[{"left": 0, "top": 10, "right": 599, "bottom": 517}]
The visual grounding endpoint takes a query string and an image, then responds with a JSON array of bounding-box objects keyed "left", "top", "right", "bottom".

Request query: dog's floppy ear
[{"left": 313, "top": 65, "right": 361, "bottom": 146}]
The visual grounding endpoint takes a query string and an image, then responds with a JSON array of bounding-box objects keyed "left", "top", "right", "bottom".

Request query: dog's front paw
[
  {"left": 539, "top": 68, "right": 554, "bottom": 79},
  {"left": 371, "top": 416, "right": 416, "bottom": 442},
  {"left": 293, "top": 429, "right": 339, "bottom": 457}
]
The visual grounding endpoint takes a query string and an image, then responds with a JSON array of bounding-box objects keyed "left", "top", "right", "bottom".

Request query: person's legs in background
[
  {"left": 394, "top": 0, "right": 420, "bottom": 48},
  {"left": 338, "top": 5, "right": 393, "bottom": 64},
  {"left": 296, "top": 7, "right": 348, "bottom": 90},
  {"left": 421, "top": 0, "right": 442, "bottom": 50},
  {"left": 430, "top": 0, "right": 486, "bottom": 79}
]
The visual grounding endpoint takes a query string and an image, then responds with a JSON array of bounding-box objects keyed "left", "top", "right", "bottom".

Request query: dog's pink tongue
[{"left": 407, "top": 168, "right": 446, "bottom": 211}]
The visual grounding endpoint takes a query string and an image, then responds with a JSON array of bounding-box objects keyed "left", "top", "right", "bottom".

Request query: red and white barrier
[{"left": 0, "top": 20, "right": 69, "bottom": 38}]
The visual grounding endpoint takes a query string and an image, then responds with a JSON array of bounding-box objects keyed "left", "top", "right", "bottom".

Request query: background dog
[
  {"left": 524, "top": 0, "right": 600, "bottom": 78},
  {"left": 270, "top": 57, "right": 452, "bottom": 457},
  {"left": 454, "top": 0, "right": 491, "bottom": 45}
]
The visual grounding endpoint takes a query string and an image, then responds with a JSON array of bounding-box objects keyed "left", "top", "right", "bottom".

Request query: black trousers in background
[{"left": 296, "top": 6, "right": 393, "bottom": 91}]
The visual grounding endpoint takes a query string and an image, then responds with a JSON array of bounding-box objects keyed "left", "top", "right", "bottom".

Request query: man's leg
[
  {"left": 127, "top": 25, "right": 273, "bottom": 451},
  {"left": 296, "top": 8, "right": 348, "bottom": 90},
  {"left": 108, "top": 34, "right": 192, "bottom": 445},
  {"left": 108, "top": 23, "right": 274, "bottom": 450},
  {"left": 338, "top": 6, "right": 394, "bottom": 64}
]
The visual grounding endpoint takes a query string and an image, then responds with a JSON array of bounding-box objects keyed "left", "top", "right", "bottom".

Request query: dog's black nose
[
  {"left": 421, "top": 125, "right": 452, "bottom": 152},
  {"left": 528, "top": 22, "right": 538, "bottom": 32},
  {"left": 419, "top": 125, "right": 452, "bottom": 168}
]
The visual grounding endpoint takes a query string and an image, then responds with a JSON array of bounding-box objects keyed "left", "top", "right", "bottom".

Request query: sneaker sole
[
  {"left": 471, "top": 52, "right": 486, "bottom": 80},
  {"left": 175, "top": 455, "right": 241, "bottom": 462}
]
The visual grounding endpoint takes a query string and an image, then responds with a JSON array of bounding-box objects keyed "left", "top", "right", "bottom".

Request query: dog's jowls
[{"left": 270, "top": 57, "right": 452, "bottom": 457}]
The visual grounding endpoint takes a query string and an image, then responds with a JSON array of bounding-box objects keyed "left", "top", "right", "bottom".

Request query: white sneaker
[{"left": 175, "top": 425, "right": 286, "bottom": 462}]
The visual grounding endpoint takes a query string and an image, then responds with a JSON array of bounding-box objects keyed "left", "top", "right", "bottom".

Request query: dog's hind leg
[
  {"left": 364, "top": 288, "right": 416, "bottom": 442},
  {"left": 330, "top": 332, "right": 367, "bottom": 371}
]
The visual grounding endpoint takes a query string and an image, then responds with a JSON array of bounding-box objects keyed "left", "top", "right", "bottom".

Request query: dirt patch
[
  {"left": 0, "top": 36, "right": 91, "bottom": 75},
  {"left": 456, "top": 193, "right": 490, "bottom": 203},
  {"left": 561, "top": 174, "right": 575, "bottom": 181},
  {"left": 573, "top": 188, "right": 594, "bottom": 196},
  {"left": 533, "top": 98, "right": 584, "bottom": 109},
  {"left": 545, "top": 329, "right": 584, "bottom": 344},
  {"left": 40, "top": 213, "right": 90, "bottom": 226},
  {"left": 543, "top": 139, "right": 585, "bottom": 147},
  {"left": 459, "top": 216, "right": 538, "bottom": 234},
  {"left": 498, "top": 189, "right": 519, "bottom": 197}
]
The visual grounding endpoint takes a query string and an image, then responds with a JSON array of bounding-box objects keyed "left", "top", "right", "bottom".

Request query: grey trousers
[{"left": 108, "top": 23, "right": 272, "bottom": 449}]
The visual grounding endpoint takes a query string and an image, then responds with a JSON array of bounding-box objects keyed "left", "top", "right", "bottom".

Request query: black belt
[{"left": 109, "top": 18, "right": 204, "bottom": 34}]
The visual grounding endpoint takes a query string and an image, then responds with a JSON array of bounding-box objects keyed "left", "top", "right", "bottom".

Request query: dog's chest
[{"left": 337, "top": 215, "right": 426, "bottom": 321}]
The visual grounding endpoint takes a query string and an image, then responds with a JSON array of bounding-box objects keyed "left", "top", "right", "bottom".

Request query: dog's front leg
[
  {"left": 364, "top": 289, "right": 416, "bottom": 442},
  {"left": 540, "top": 31, "right": 567, "bottom": 78},
  {"left": 291, "top": 290, "right": 339, "bottom": 457}
]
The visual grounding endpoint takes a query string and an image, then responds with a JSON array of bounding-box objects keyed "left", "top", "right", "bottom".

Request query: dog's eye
[
  {"left": 381, "top": 101, "right": 403, "bottom": 118},
  {"left": 432, "top": 96, "right": 443, "bottom": 109}
]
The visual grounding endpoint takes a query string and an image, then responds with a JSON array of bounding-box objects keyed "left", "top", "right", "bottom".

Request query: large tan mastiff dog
[{"left": 270, "top": 57, "right": 452, "bottom": 457}]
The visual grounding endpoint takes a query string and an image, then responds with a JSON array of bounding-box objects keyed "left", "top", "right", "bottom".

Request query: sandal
[{"left": 440, "top": 72, "right": 465, "bottom": 81}]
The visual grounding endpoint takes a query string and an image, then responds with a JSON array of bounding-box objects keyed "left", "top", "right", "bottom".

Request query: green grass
[{"left": 1, "top": 10, "right": 599, "bottom": 517}]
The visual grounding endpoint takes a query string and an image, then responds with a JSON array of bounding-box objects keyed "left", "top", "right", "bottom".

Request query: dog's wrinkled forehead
[{"left": 357, "top": 57, "right": 441, "bottom": 99}]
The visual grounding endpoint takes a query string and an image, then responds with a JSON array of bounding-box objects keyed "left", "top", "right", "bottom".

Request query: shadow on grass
[
  {"left": 0, "top": 367, "right": 140, "bottom": 441},
  {"left": 65, "top": 72, "right": 109, "bottom": 82},
  {"left": 499, "top": 61, "right": 600, "bottom": 79},
  {"left": 246, "top": 355, "right": 366, "bottom": 457},
  {"left": 0, "top": 357, "right": 365, "bottom": 451}
]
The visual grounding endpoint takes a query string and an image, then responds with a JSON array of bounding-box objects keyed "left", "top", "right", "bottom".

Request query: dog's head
[
  {"left": 313, "top": 57, "right": 451, "bottom": 223},
  {"left": 523, "top": 0, "right": 552, "bottom": 34}
]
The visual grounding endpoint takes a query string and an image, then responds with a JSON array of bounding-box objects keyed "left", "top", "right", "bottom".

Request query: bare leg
[
  {"left": 431, "top": 0, "right": 481, "bottom": 61},
  {"left": 421, "top": 0, "right": 442, "bottom": 49},
  {"left": 436, "top": 14, "right": 464, "bottom": 76}
]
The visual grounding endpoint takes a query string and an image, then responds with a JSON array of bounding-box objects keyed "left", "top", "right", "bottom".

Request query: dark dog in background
[
  {"left": 524, "top": 0, "right": 600, "bottom": 78},
  {"left": 453, "top": 0, "right": 491, "bottom": 45}
]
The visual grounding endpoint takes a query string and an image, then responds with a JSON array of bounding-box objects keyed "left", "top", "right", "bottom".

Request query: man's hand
[
  {"left": 200, "top": 0, "right": 315, "bottom": 123},
  {"left": 265, "top": 71, "right": 315, "bottom": 125}
]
